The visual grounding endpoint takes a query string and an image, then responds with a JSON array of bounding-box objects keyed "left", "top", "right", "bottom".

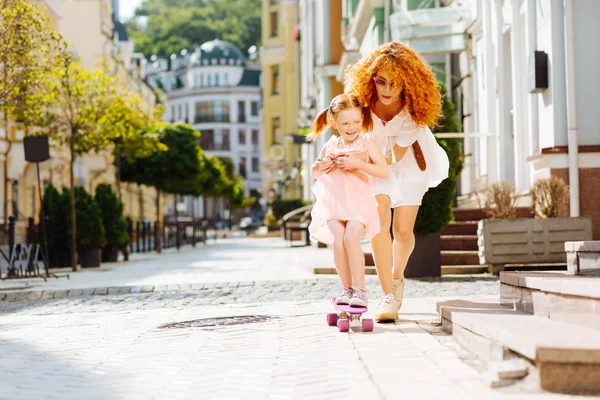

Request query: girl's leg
[
  {"left": 327, "top": 220, "right": 351, "bottom": 288},
  {"left": 343, "top": 220, "right": 366, "bottom": 290},
  {"left": 371, "top": 194, "right": 393, "bottom": 295},
  {"left": 391, "top": 205, "right": 420, "bottom": 279}
]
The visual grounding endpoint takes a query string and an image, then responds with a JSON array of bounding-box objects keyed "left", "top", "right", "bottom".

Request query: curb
[{"left": 0, "top": 277, "right": 341, "bottom": 303}]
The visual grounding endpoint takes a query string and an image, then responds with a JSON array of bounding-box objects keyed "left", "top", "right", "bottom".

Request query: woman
[{"left": 345, "top": 41, "right": 450, "bottom": 321}]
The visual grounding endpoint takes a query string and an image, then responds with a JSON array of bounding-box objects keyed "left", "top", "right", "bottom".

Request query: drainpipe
[
  {"left": 526, "top": 0, "right": 540, "bottom": 159},
  {"left": 564, "top": 0, "right": 579, "bottom": 216}
]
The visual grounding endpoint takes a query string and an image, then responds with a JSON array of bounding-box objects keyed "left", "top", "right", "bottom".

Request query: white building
[{"left": 146, "top": 39, "right": 263, "bottom": 219}]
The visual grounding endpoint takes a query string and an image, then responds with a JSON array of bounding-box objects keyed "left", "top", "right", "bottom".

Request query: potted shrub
[
  {"left": 69, "top": 186, "right": 106, "bottom": 268},
  {"left": 403, "top": 85, "right": 462, "bottom": 278},
  {"left": 39, "top": 184, "right": 71, "bottom": 267},
  {"left": 478, "top": 177, "right": 592, "bottom": 267},
  {"left": 95, "top": 184, "right": 128, "bottom": 263}
]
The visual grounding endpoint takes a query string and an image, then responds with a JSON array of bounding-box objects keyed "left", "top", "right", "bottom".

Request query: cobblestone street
[{"left": 0, "top": 238, "right": 589, "bottom": 399}]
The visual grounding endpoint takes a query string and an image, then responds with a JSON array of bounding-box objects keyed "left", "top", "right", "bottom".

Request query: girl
[
  {"left": 345, "top": 41, "right": 450, "bottom": 321},
  {"left": 307, "top": 93, "right": 388, "bottom": 307}
]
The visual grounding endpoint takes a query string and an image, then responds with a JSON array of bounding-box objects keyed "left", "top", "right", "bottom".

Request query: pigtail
[
  {"left": 306, "top": 108, "right": 330, "bottom": 142},
  {"left": 361, "top": 106, "right": 373, "bottom": 132}
]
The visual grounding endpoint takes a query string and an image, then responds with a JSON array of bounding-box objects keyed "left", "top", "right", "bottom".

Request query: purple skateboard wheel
[
  {"left": 327, "top": 313, "right": 338, "bottom": 326},
  {"left": 337, "top": 319, "right": 350, "bottom": 332},
  {"left": 362, "top": 318, "right": 374, "bottom": 332}
]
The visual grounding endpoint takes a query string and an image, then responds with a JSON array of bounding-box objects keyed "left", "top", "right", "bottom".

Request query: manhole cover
[{"left": 158, "top": 315, "right": 276, "bottom": 329}]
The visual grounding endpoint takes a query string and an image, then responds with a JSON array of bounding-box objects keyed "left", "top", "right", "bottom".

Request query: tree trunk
[
  {"left": 70, "top": 128, "right": 79, "bottom": 271},
  {"left": 174, "top": 195, "right": 180, "bottom": 250},
  {"left": 3, "top": 110, "right": 12, "bottom": 225},
  {"left": 115, "top": 144, "right": 122, "bottom": 201},
  {"left": 155, "top": 188, "right": 162, "bottom": 253}
]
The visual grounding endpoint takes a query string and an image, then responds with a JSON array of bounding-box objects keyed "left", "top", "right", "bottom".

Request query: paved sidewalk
[
  {"left": 0, "top": 294, "right": 589, "bottom": 400},
  {"left": 0, "top": 237, "right": 500, "bottom": 302}
]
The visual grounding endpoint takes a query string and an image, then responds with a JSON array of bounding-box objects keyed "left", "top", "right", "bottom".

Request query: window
[
  {"left": 271, "top": 65, "right": 280, "bottom": 95},
  {"left": 207, "top": 74, "right": 212, "bottom": 87},
  {"left": 252, "top": 157, "right": 260, "bottom": 173},
  {"left": 199, "top": 129, "right": 215, "bottom": 150},
  {"left": 224, "top": 73, "right": 229, "bottom": 86},
  {"left": 221, "top": 129, "right": 231, "bottom": 150},
  {"left": 215, "top": 73, "right": 220, "bottom": 87},
  {"left": 239, "top": 157, "right": 247, "bottom": 179},
  {"left": 272, "top": 116, "right": 282, "bottom": 144},
  {"left": 251, "top": 101, "right": 259, "bottom": 116},
  {"left": 171, "top": 106, "right": 175, "bottom": 122},
  {"left": 237, "top": 100, "right": 246, "bottom": 122},
  {"left": 251, "top": 129, "right": 259, "bottom": 145},
  {"left": 11, "top": 180, "right": 18, "bottom": 219},
  {"left": 270, "top": 11, "right": 278, "bottom": 37},
  {"left": 239, "top": 129, "right": 246, "bottom": 145},
  {"left": 200, "top": 73, "right": 204, "bottom": 87},
  {"left": 195, "top": 101, "right": 230, "bottom": 123}
]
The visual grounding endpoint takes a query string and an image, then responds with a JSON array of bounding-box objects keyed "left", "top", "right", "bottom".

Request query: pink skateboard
[{"left": 327, "top": 298, "right": 374, "bottom": 332}]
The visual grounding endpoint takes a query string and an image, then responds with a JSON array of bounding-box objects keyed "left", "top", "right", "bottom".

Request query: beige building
[{"left": 260, "top": 0, "right": 302, "bottom": 201}]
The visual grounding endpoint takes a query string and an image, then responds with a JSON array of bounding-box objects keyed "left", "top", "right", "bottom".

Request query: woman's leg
[
  {"left": 327, "top": 220, "right": 352, "bottom": 288},
  {"left": 391, "top": 205, "right": 420, "bottom": 279},
  {"left": 371, "top": 195, "right": 393, "bottom": 295},
  {"left": 343, "top": 220, "right": 366, "bottom": 290}
]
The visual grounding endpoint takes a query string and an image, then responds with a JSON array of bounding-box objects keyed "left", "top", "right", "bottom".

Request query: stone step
[
  {"left": 440, "top": 235, "right": 478, "bottom": 251},
  {"left": 500, "top": 271, "right": 600, "bottom": 331},
  {"left": 441, "top": 250, "right": 480, "bottom": 265},
  {"left": 452, "top": 207, "right": 534, "bottom": 222},
  {"left": 442, "top": 265, "right": 488, "bottom": 275},
  {"left": 437, "top": 298, "right": 600, "bottom": 394},
  {"left": 442, "top": 221, "right": 478, "bottom": 236}
]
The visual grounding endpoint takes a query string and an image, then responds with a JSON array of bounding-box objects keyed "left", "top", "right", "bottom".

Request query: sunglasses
[{"left": 373, "top": 77, "right": 396, "bottom": 90}]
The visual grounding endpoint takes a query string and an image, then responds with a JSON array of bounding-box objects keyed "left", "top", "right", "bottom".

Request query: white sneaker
[
  {"left": 392, "top": 278, "right": 405, "bottom": 311},
  {"left": 349, "top": 288, "right": 368, "bottom": 307},
  {"left": 334, "top": 287, "right": 354, "bottom": 305},
  {"left": 375, "top": 294, "right": 398, "bottom": 322}
]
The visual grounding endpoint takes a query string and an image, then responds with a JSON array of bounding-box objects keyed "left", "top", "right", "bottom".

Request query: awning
[{"left": 390, "top": 7, "right": 473, "bottom": 54}]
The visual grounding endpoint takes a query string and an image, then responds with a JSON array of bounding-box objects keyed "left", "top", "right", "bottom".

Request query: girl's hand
[
  {"left": 335, "top": 154, "right": 361, "bottom": 171},
  {"left": 316, "top": 157, "right": 336, "bottom": 174}
]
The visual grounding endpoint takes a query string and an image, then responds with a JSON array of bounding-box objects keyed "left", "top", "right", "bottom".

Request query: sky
[{"left": 119, "top": 0, "right": 144, "bottom": 21}]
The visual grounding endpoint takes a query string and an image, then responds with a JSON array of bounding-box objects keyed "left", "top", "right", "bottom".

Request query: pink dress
[{"left": 309, "top": 135, "right": 381, "bottom": 245}]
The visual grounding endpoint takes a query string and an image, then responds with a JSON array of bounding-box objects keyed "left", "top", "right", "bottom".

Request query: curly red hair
[{"left": 345, "top": 42, "right": 442, "bottom": 128}]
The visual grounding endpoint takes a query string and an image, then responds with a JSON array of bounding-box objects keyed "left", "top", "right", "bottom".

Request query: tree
[
  {"left": 119, "top": 123, "right": 206, "bottom": 251},
  {"left": 126, "top": 0, "right": 261, "bottom": 57},
  {"left": 0, "top": 0, "right": 64, "bottom": 222},
  {"left": 23, "top": 58, "right": 154, "bottom": 271}
]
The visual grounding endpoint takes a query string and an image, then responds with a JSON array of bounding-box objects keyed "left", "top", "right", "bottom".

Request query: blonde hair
[{"left": 306, "top": 93, "right": 373, "bottom": 142}]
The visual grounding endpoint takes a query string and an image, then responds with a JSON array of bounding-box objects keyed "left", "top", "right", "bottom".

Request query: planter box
[
  {"left": 79, "top": 248, "right": 102, "bottom": 268},
  {"left": 405, "top": 232, "right": 441, "bottom": 278},
  {"left": 478, "top": 217, "right": 593, "bottom": 265},
  {"left": 102, "top": 247, "right": 119, "bottom": 263}
]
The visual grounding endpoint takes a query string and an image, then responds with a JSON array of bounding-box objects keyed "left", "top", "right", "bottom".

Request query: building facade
[
  {"left": 463, "top": 0, "right": 600, "bottom": 238},
  {"left": 146, "top": 39, "right": 263, "bottom": 219},
  {"left": 260, "top": 0, "right": 302, "bottom": 201},
  {"left": 298, "top": 0, "right": 345, "bottom": 200}
]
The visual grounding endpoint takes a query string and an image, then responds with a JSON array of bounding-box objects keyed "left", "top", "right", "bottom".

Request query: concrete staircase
[
  {"left": 437, "top": 241, "right": 600, "bottom": 394},
  {"left": 441, "top": 208, "right": 534, "bottom": 275}
]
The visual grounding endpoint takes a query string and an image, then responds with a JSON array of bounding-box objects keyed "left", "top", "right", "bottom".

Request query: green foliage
[
  {"left": 270, "top": 199, "right": 310, "bottom": 222},
  {"left": 0, "top": 0, "right": 65, "bottom": 120},
  {"left": 126, "top": 0, "right": 261, "bottom": 57},
  {"left": 67, "top": 187, "right": 107, "bottom": 250},
  {"left": 120, "top": 123, "right": 204, "bottom": 194},
  {"left": 95, "top": 184, "right": 129, "bottom": 251},
  {"left": 39, "top": 183, "right": 69, "bottom": 252},
  {"left": 414, "top": 85, "right": 462, "bottom": 235}
]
